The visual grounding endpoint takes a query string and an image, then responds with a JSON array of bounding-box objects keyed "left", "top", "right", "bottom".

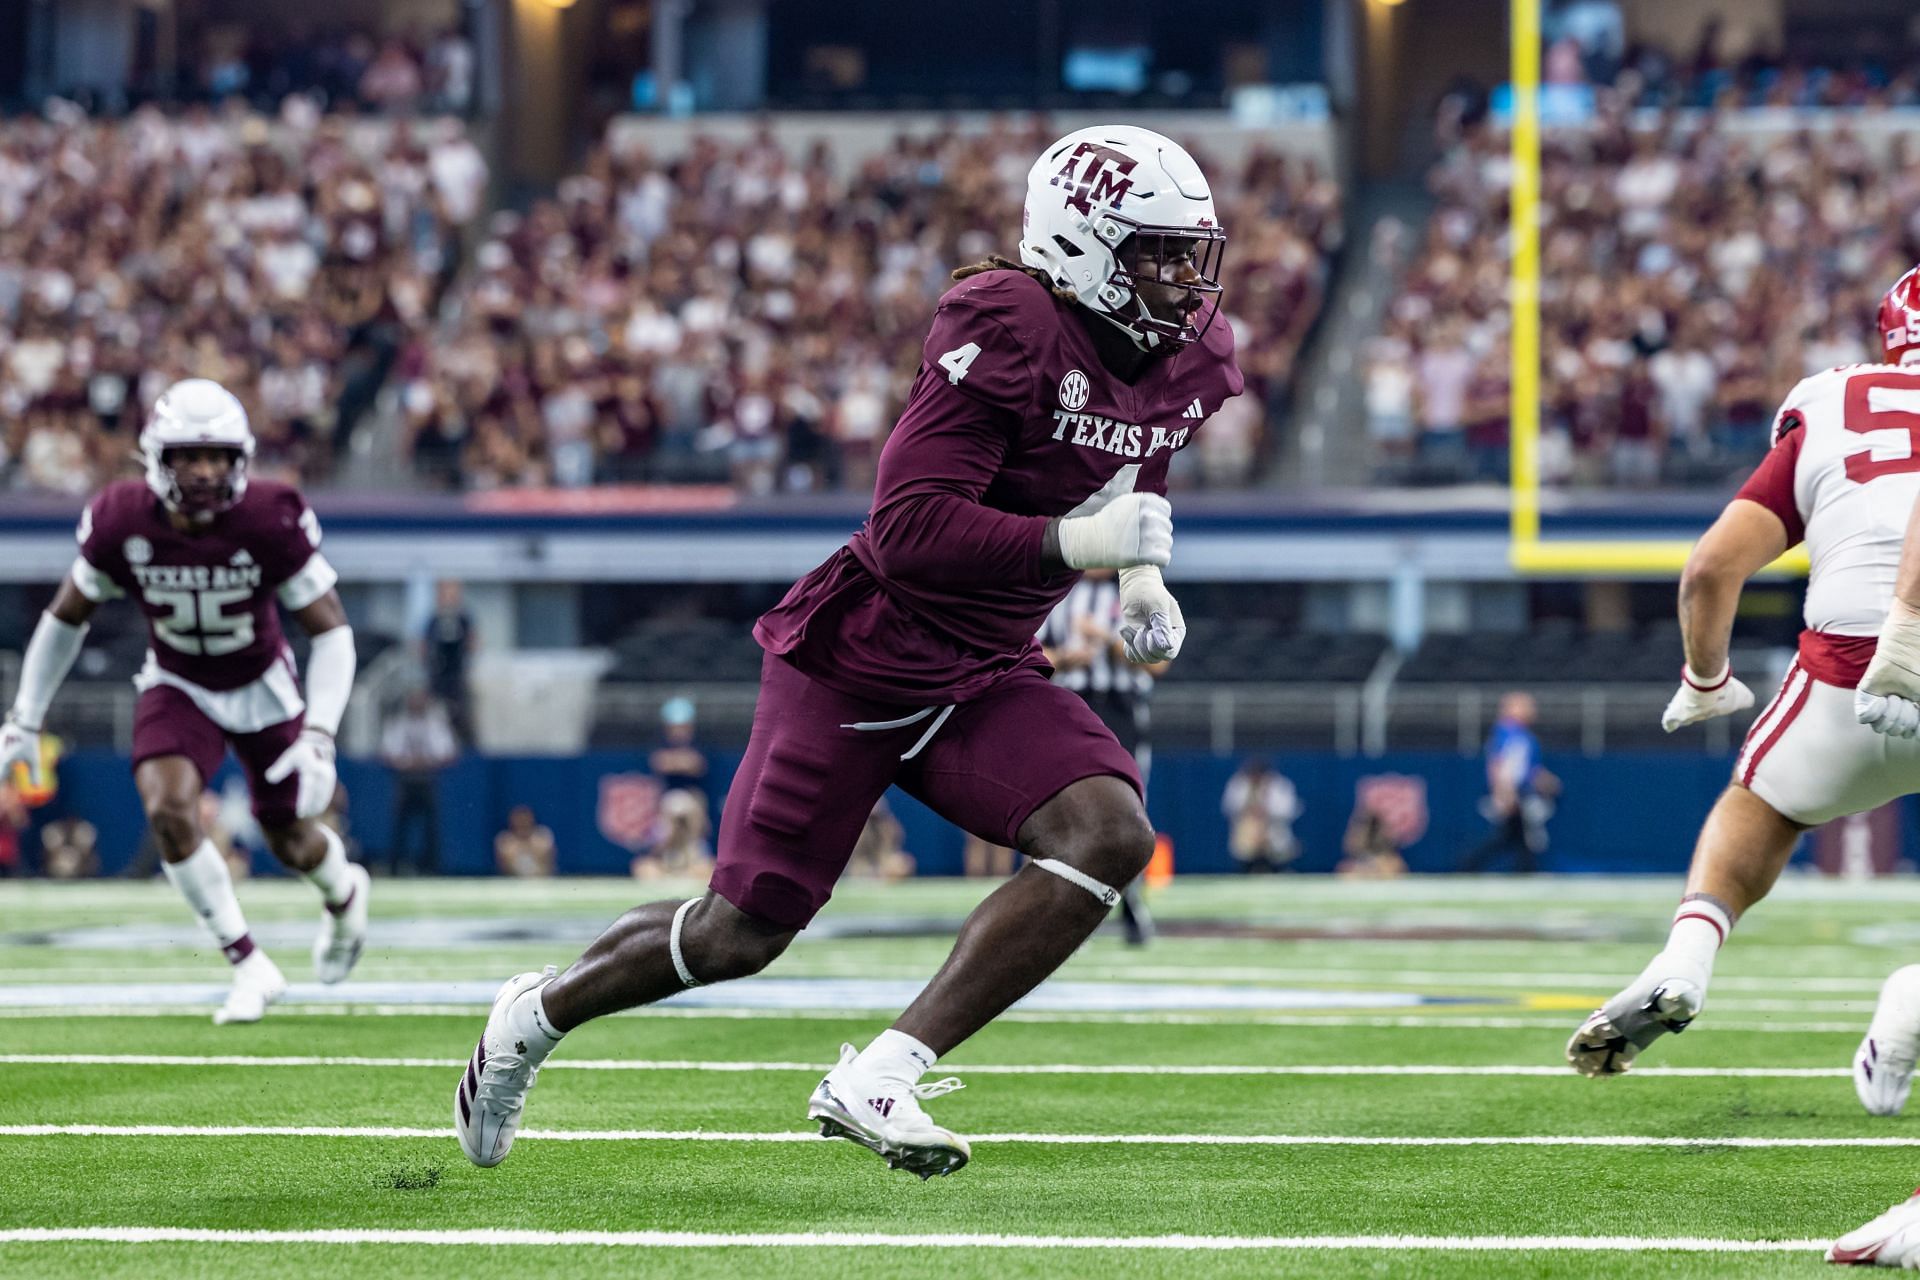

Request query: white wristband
[
  {"left": 11, "top": 612, "right": 87, "bottom": 731},
  {"left": 302, "top": 626, "right": 356, "bottom": 737}
]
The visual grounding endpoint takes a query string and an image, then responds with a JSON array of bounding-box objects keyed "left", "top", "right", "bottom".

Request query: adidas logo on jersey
[
  {"left": 1183, "top": 399, "right": 1205, "bottom": 420},
  {"left": 230, "top": 549, "right": 255, "bottom": 566}
]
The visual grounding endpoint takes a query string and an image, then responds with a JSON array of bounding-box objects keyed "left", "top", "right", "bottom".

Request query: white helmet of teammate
[
  {"left": 1018, "top": 124, "right": 1226, "bottom": 350},
  {"left": 140, "top": 378, "right": 256, "bottom": 517}
]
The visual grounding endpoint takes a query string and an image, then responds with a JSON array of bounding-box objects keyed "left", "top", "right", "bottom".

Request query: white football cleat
[
  {"left": 1830, "top": 1188, "right": 1920, "bottom": 1266},
  {"left": 1567, "top": 976, "right": 1704, "bottom": 1077},
  {"left": 312, "top": 863, "right": 372, "bottom": 984},
  {"left": 456, "top": 967, "right": 558, "bottom": 1169},
  {"left": 807, "top": 1043, "right": 970, "bottom": 1179},
  {"left": 1855, "top": 966, "right": 1920, "bottom": 1117},
  {"left": 213, "top": 951, "right": 287, "bottom": 1025}
]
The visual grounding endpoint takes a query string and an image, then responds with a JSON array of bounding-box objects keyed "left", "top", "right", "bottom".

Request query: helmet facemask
[
  {"left": 1096, "top": 221, "right": 1227, "bottom": 350},
  {"left": 154, "top": 445, "right": 249, "bottom": 522}
]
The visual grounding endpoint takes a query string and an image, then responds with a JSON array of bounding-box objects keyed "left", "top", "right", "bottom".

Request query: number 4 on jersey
[{"left": 938, "top": 342, "right": 981, "bottom": 385}]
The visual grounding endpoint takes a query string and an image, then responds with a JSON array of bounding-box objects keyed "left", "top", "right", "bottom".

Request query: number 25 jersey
[{"left": 72, "top": 478, "right": 338, "bottom": 696}]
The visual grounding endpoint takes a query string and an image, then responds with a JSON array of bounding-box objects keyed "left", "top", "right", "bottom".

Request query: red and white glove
[
  {"left": 264, "top": 728, "right": 338, "bottom": 820},
  {"left": 1661, "top": 664, "right": 1754, "bottom": 733}
]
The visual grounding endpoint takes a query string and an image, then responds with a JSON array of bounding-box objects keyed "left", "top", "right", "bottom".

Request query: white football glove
[
  {"left": 1057, "top": 493, "right": 1172, "bottom": 570},
  {"left": 1857, "top": 689, "right": 1920, "bottom": 739},
  {"left": 0, "top": 714, "right": 43, "bottom": 789},
  {"left": 1857, "top": 599, "right": 1920, "bottom": 738},
  {"left": 1660, "top": 664, "right": 1754, "bottom": 733},
  {"left": 1118, "top": 565, "right": 1185, "bottom": 664},
  {"left": 264, "top": 727, "right": 338, "bottom": 820}
]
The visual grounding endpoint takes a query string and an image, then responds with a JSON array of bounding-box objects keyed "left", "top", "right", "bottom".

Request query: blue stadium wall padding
[{"left": 33, "top": 748, "right": 1840, "bottom": 880}]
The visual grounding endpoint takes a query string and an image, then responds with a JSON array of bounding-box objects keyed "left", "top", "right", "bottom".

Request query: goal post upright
[{"left": 1501, "top": 0, "right": 1805, "bottom": 578}]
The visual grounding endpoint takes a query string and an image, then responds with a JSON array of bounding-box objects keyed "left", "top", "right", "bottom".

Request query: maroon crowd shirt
[
  {"left": 756, "top": 268, "right": 1243, "bottom": 703},
  {"left": 76, "top": 479, "right": 333, "bottom": 692}
]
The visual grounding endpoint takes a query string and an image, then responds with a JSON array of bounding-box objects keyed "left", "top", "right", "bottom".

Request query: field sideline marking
[
  {"left": 0, "top": 1227, "right": 1829, "bottom": 1253},
  {"left": 0, "top": 1054, "right": 1853, "bottom": 1079},
  {"left": 0, "top": 1005, "right": 1867, "bottom": 1033},
  {"left": 1, "top": 1125, "right": 1910, "bottom": 1148}
]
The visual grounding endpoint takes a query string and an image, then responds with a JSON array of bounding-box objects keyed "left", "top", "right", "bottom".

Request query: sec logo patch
[
  {"left": 124, "top": 535, "right": 153, "bottom": 565},
  {"left": 1058, "top": 369, "right": 1090, "bottom": 412}
]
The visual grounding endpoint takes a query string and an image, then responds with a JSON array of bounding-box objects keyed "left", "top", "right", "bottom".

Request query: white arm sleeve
[
  {"left": 10, "top": 612, "right": 88, "bottom": 730},
  {"left": 301, "top": 626, "right": 356, "bottom": 736},
  {"left": 69, "top": 555, "right": 121, "bottom": 603},
  {"left": 278, "top": 552, "right": 340, "bottom": 611}
]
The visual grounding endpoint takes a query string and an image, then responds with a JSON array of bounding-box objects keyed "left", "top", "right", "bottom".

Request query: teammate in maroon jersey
[
  {"left": 455, "top": 125, "right": 1242, "bottom": 1176},
  {"left": 0, "top": 380, "right": 367, "bottom": 1024}
]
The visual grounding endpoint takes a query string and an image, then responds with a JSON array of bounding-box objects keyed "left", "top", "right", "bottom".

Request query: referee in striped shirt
[{"left": 1039, "top": 569, "right": 1168, "bottom": 945}]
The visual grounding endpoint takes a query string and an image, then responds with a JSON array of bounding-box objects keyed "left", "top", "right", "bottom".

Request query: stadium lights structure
[{"left": 1502, "top": 0, "right": 1809, "bottom": 578}]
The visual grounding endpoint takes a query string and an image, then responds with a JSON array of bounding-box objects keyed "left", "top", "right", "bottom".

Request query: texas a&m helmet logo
[{"left": 1048, "top": 142, "right": 1139, "bottom": 216}]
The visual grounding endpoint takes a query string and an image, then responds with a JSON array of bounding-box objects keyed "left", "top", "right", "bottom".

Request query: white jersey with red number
[
  {"left": 1730, "top": 361, "right": 1920, "bottom": 824},
  {"left": 1755, "top": 363, "right": 1920, "bottom": 637}
]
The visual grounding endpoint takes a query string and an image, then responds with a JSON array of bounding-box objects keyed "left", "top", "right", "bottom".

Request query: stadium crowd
[
  {"left": 1374, "top": 98, "right": 1920, "bottom": 486},
  {"left": 395, "top": 120, "right": 1339, "bottom": 494},
  {"left": 0, "top": 101, "right": 486, "bottom": 497}
]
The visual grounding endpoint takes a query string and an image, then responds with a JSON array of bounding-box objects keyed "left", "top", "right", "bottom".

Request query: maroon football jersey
[
  {"left": 77, "top": 479, "right": 329, "bottom": 692},
  {"left": 756, "top": 268, "right": 1242, "bottom": 703}
]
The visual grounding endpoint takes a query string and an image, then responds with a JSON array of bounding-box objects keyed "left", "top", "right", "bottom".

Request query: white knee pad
[
  {"left": 668, "top": 898, "right": 704, "bottom": 988},
  {"left": 1032, "top": 857, "right": 1122, "bottom": 907}
]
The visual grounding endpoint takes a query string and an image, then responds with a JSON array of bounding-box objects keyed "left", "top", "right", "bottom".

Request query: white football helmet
[
  {"left": 1018, "top": 125, "right": 1226, "bottom": 350},
  {"left": 141, "top": 378, "right": 256, "bottom": 517}
]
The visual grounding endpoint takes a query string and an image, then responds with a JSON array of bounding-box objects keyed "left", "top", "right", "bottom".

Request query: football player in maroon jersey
[
  {"left": 455, "top": 125, "right": 1242, "bottom": 1177},
  {"left": 0, "top": 380, "right": 367, "bottom": 1024}
]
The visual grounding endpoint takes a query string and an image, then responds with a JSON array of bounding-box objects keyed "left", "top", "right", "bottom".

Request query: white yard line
[
  {"left": 0, "top": 1005, "right": 1868, "bottom": 1032},
  {"left": 0, "top": 1125, "right": 1907, "bottom": 1148},
  {"left": 0, "top": 1226, "right": 1831, "bottom": 1253},
  {"left": 0, "top": 1054, "right": 1854, "bottom": 1078}
]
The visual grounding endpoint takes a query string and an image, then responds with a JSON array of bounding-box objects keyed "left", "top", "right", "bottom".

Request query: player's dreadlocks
[{"left": 951, "top": 254, "right": 1079, "bottom": 304}]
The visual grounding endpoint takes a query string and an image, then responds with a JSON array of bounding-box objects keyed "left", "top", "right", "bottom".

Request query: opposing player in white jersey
[
  {"left": 1567, "top": 266, "right": 1920, "bottom": 1079},
  {"left": 0, "top": 380, "right": 367, "bottom": 1024},
  {"left": 1818, "top": 278, "right": 1920, "bottom": 1265}
]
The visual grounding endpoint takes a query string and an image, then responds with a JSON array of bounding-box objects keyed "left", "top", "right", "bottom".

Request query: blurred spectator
[
  {"left": 1392, "top": 98, "right": 1920, "bottom": 487},
  {"left": 381, "top": 690, "right": 459, "bottom": 875},
  {"left": 631, "top": 787, "right": 713, "bottom": 880},
  {"left": 1459, "top": 692, "right": 1561, "bottom": 873},
  {"left": 409, "top": 122, "right": 1338, "bottom": 493},
  {"left": 495, "top": 805, "right": 558, "bottom": 877},
  {"left": 422, "top": 579, "right": 475, "bottom": 737},
  {"left": 1365, "top": 332, "right": 1417, "bottom": 472},
  {"left": 40, "top": 817, "right": 99, "bottom": 880},
  {"left": 1223, "top": 758, "right": 1301, "bottom": 873},
  {"left": 848, "top": 797, "right": 915, "bottom": 881},
  {"left": 1338, "top": 800, "right": 1409, "bottom": 880},
  {"left": 963, "top": 836, "right": 1016, "bottom": 878},
  {"left": 649, "top": 696, "right": 708, "bottom": 799},
  {"left": 0, "top": 102, "right": 481, "bottom": 496},
  {"left": 1414, "top": 322, "right": 1473, "bottom": 482}
]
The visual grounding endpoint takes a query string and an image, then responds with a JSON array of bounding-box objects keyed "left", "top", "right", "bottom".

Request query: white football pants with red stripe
[{"left": 1739, "top": 657, "right": 1920, "bottom": 825}]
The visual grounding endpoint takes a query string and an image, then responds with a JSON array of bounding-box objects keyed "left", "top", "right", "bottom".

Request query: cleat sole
[{"left": 810, "top": 1112, "right": 969, "bottom": 1178}]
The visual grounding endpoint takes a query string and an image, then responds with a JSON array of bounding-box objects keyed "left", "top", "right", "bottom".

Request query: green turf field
[{"left": 3, "top": 872, "right": 1918, "bottom": 1277}]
